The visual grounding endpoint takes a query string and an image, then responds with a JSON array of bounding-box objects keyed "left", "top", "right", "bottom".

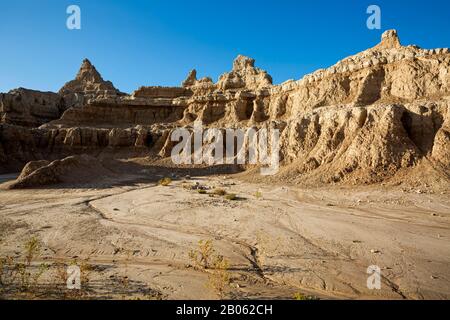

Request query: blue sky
[{"left": 1, "top": 0, "right": 449, "bottom": 93}]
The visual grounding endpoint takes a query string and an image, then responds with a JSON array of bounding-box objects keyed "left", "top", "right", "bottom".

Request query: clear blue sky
[{"left": 1, "top": 0, "right": 449, "bottom": 94}]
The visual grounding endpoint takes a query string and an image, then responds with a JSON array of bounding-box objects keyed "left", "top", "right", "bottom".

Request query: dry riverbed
[{"left": 0, "top": 175, "right": 449, "bottom": 300}]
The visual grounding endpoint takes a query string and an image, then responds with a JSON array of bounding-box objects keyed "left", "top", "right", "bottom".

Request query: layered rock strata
[{"left": 1, "top": 30, "right": 449, "bottom": 186}]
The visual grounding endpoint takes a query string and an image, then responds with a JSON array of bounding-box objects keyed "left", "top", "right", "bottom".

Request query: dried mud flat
[{"left": 1, "top": 169, "right": 449, "bottom": 300}]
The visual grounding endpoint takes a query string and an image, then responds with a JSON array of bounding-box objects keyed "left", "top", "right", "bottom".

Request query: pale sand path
[{"left": 0, "top": 175, "right": 449, "bottom": 299}]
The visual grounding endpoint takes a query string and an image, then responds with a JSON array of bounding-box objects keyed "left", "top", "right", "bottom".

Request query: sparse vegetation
[
  {"left": 182, "top": 183, "right": 193, "bottom": 190},
  {"left": 0, "top": 237, "right": 49, "bottom": 298},
  {"left": 158, "top": 177, "right": 172, "bottom": 186},
  {"left": 225, "top": 193, "right": 238, "bottom": 201},
  {"left": 293, "top": 292, "right": 319, "bottom": 300},
  {"left": 52, "top": 256, "right": 94, "bottom": 300},
  {"left": 0, "top": 236, "right": 96, "bottom": 299},
  {"left": 255, "top": 191, "right": 263, "bottom": 199},
  {"left": 197, "top": 189, "right": 207, "bottom": 194},
  {"left": 24, "top": 237, "right": 40, "bottom": 265},
  {"left": 189, "top": 240, "right": 215, "bottom": 269},
  {"left": 188, "top": 239, "right": 231, "bottom": 299},
  {"left": 207, "top": 255, "right": 231, "bottom": 299},
  {"left": 213, "top": 188, "right": 227, "bottom": 196},
  {"left": 0, "top": 256, "right": 15, "bottom": 289}
]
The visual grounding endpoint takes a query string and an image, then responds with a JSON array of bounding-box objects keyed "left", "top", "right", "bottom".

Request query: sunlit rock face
[
  {"left": 58, "top": 58, "right": 123, "bottom": 109},
  {"left": 1, "top": 30, "right": 450, "bottom": 184}
]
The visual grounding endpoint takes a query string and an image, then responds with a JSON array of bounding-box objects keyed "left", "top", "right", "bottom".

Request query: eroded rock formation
[
  {"left": 59, "top": 59, "right": 123, "bottom": 109},
  {"left": 0, "top": 88, "right": 66, "bottom": 127},
  {"left": 1, "top": 30, "right": 449, "bottom": 187},
  {"left": 8, "top": 155, "right": 111, "bottom": 189}
]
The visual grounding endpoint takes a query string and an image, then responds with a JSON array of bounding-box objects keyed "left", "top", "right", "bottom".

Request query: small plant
[
  {"left": 188, "top": 240, "right": 231, "bottom": 299},
  {"left": 189, "top": 240, "right": 214, "bottom": 269},
  {"left": 158, "top": 177, "right": 172, "bottom": 186},
  {"left": 182, "top": 183, "right": 193, "bottom": 190},
  {"left": 255, "top": 191, "right": 263, "bottom": 199},
  {"left": 24, "top": 237, "right": 40, "bottom": 266},
  {"left": 225, "top": 193, "right": 238, "bottom": 201},
  {"left": 66, "top": 257, "right": 94, "bottom": 299},
  {"left": 15, "top": 261, "right": 48, "bottom": 292},
  {"left": 213, "top": 188, "right": 227, "bottom": 196},
  {"left": 0, "top": 256, "right": 15, "bottom": 288},
  {"left": 53, "top": 258, "right": 92, "bottom": 300},
  {"left": 293, "top": 292, "right": 319, "bottom": 300},
  {"left": 0, "top": 237, "right": 50, "bottom": 297},
  {"left": 208, "top": 255, "right": 231, "bottom": 300},
  {"left": 79, "top": 259, "right": 93, "bottom": 288},
  {"left": 197, "top": 189, "right": 207, "bottom": 195},
  {"left": 17, "top": 237, "right": 48, "bottom": 293}
]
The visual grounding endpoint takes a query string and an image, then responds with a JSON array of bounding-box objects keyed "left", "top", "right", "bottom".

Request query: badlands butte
[{"left": 0, "top": 30, "right": 449, "bottom": 299}]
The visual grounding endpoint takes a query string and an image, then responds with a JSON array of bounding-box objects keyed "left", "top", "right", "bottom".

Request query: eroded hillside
[{"left": 1, "top": 30, "right": 449, "bottom": 189}]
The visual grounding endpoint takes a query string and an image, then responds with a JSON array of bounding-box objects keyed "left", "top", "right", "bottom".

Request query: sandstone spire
[
  {"left": 375, "top": 29, "right": 402, "bottom": 50},
  {"left": 182, "top": 69, "right": 197, "bottom": 87},
  {"left": 217, "top": 55, "right": 272, "bottom": 90},
  {"left": 59, "top": 58, "right": 121, "bottom": 108},
  {"left": 232, "top": 55, "right": 256, "bottom": 71},
  {"left": 75, "top": 58, "right": 103, "bottom": 83}
]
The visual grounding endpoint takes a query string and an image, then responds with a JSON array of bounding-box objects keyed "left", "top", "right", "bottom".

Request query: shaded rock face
[
  {"left": 50, "top": 103, "right": 185, "bottom": 128},
  {"left": 132, "top": 86, "right": 192, "bottom": 99},
  {"left": 1, "top": 30, "right": 450, "bottom": 186},
  {"left": 0, "top": 88, "right": 66, "bottom": 127},
  {"left": 0, "top": 123, "right": 166, "bottom": 173},
  {"left": 59, "top": 59, "right": 122, "bottom": 109},
  {"left": 8, "top": 155, "right": 111, "bottom": 189}
]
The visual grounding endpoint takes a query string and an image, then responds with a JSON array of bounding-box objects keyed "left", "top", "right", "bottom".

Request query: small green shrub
[
  {"left": 158, "top": 177, "right": 172, "bottom": 186},
  {"left": 293, "top": 292, "right": 319, "bottom": 300}
]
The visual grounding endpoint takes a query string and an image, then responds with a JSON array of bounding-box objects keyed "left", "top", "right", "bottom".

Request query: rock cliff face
[
  {"left": 1, "top": 30, "right": 449, "bottom": 186},
  {"left": 0, "top": 88, "right": 66, "bottom": 127}
]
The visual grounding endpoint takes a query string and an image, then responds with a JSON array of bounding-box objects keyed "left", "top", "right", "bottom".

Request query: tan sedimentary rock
[
  {"left": 58, "top": 59, "right": 123, "bottom": 108},
  {"left": 431, "top": 104, "right": 450, "bottom": 167},
  {"left": 0, "top": 88, "right": 65, "bottom": 127},
  {"left": 217, "top": 55, "right": 272, "bottom": 91},
  {"left": 8, "top": 155, "right": 110, "bottom": 189},
  {"left": 17, "top": 160, "right": 51, "bottom": 180},
  {"left": 132, "top": 86, "right": 192, "bottom": 99},
  {"left": 1, "top": 30, "right": 450, "bottom": 186},
  {"left": 182, "top": 69, "right": 197, "bottom": 87},
  {"left": 375, "top": 29, "right": 402, "bottom": 50}
]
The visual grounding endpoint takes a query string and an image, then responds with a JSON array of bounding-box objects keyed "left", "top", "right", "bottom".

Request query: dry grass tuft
[
  {"left": 158, "top": 177, "right": 172, "bottom": 186},
  {"left": 188, "top": 239, "right": 231, "bottom": 299},
  {"left": 225, "top": 193, "right": 238, "bottom": 201},
  {"left": 213, "top": 188, "right": 227, "bottom": 196}
]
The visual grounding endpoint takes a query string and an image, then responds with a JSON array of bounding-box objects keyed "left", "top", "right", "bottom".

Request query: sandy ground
[{"left": 0, "top": 173, "right": 449, "bottom": 300}]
